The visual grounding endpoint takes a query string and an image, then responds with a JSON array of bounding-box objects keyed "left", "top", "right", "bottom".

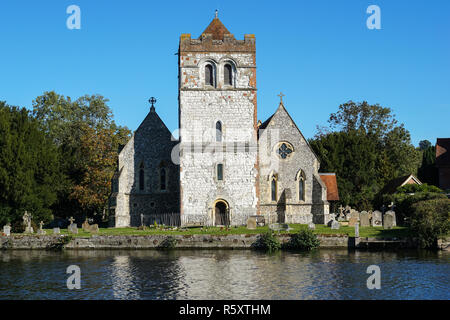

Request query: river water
[{"left": 0, "top": 249, "right": 448, "bottom": 300}]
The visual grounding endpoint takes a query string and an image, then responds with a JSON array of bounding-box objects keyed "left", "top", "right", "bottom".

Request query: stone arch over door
[{"left": 213, "top": 199, "right": 230, "bottom": 226}]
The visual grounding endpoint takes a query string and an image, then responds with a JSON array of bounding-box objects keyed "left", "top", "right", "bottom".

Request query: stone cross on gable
[
  {"left": 277, "top": 92, "right": 285, "bottom": 104},
  {"left": 69, "top": 217, "right": 75, "bottom": 224}
]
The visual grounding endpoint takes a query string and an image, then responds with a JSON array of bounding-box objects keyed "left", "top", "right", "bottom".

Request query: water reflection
[{"left": 0, "top": 249, "right": 448, "bottom": 300}]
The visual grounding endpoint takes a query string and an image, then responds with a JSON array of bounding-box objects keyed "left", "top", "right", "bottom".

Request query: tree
[
  {"left": 0, "top": 102, "right": 61, "bottom": 226},
  {"left": 310, "top": 101, "right": 422, "bottom": 211},
  {"left": 31, "top": 91, "right": 131, "bottom": 220},
  {"left": 418, "top": 145, "right": 438, "bottom": 186},
  {"left": 419, "top": 140, "right": 432, "bottom": 151}
]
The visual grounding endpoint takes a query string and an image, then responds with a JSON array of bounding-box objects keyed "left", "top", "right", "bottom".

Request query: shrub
[
  {"left": 284, "top": 228, "right": 320, "bottom": 251},
  {"left": 410, "top": 198, "right": 450, "bottom": 248},
  {"left": 397, "top": 183, "right": 442, "bottom": 194},
  {"left": 157, "top": 236, "right": 178, "bottom": 250},
  {"left": 252, "top": 231, "right": 281, "bottom": 252},
  {"left": 382, "top": 192, "right": 447, "bottom": 225}
]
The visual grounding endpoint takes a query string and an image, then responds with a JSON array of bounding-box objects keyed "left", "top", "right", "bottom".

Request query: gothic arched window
[
  {"left": 205, "top": 64, "right": 214, "bottom": 86},
  {"left": 139, "top": 163, "right": 145, "bottom": 191},
  {"left": 160, "top": 167, "right": 166, "bottom": 191},
  {"left": 217, "top": 163, "right": 223, "bottom": 181},
  {"left": 224, "top": 64, "right": 232, "bottom": 86},
  {"left": 299, "top": 176, "right": 305, "bottom": 201},
  {"left": 271, "top": 176, "right": 277, "bottom": 202},
  {"left": 216, "top": 121, "right": 222, "bottom": 142}
]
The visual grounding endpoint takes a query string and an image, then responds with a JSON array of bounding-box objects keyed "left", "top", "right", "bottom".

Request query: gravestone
[
  {"left": 53, "top": 227, "right": 60, "bottom": 235},
  {"left": 383, "top": 211, "right": 396, "bottom": 229},
  {"left": 360, "top": 211, "right": 370, "bottom": 227},
  {"left": 23, "top": 211, "right": 34, "bottom": 233},
  {"left": 355, "top": 222, "right": 360, "bottom": 237},
  {"left": 269, "top": 223, "right": 290, "bottom": 232},
  {"left": 247, "top": 217, "right": 257, "bottom": 230},
  {"left": 372, "top": 210, "right": 382, "bottom": 227},
  {"left": 37, "top": 221, "right": 46, "bottom": 235},
  {"left": 308, "top": 222, "right": 315, "bottom": 230},
  {"left": 89, "top": 224, "right": 99, "bottom": 234},
  {"left": 68, "top": 217, "right": 78, "bottom": 234},
  {"left": 350, "top": 209, "right": 360, "bottom": 221},
  {"left": 348, "top": 217, "right": 358, "bottom": 227},
  {"left": 82, "top": 219, "right": 90, "bottom": 232},
  {"left": 330, "top": 220, "right": 340, "bottom": 230},
  {"left": 3, "top": 224, "right": 11, "bottom": 236}
]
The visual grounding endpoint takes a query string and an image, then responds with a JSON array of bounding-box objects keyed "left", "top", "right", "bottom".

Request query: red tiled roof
[
  {"left": 436, "top": 138, "right": 450, "bottom": 167},
  {"left": 200, "top": 18, "right": 232, "bottom": 40},
  {"left": 319, "top": 173, "right": 339, "bottom": 201}
]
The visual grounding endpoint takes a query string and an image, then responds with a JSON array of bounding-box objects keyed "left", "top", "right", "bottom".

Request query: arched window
[
  {"left": 160, "top": 167, "right": 166, "bottom": 191},
  {"left": 271, "top": 176, "right": 277, "bottom": 202},
  {"left": 217, "top": 163, "right": 223, "bottom": 181},
  {"left": 139, "top": 163, "right": 145, "bottom": 191},
  {"left": 205, "top": 64, "right": 214, "bottom": 86},
  {"left": 224, "top": 64, "right": 232, "bottom": 86},
  {"left": 299, "top": 176, "right": 305, "bottom": 201},
  {"left": 216, "top": 121, "right": 222, "bottom": 142}
]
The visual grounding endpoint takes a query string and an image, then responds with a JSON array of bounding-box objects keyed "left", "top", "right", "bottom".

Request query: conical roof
[{"left": 200, "top": 17, "right": 232, "bottom": 40}]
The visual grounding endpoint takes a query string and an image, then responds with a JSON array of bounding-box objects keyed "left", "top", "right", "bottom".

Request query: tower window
[
  {"left": 271, "top": 176, "right": 277, "bottom": 202},
  {"left": 160, "top": 167, "right": 166, "bottom": 191},
  {"left": 139, "top": 163, "right": 145, "bottom": 191},
  {"left": 216, "top": 121, "right": 222, "bottom": 142},
  {"left": 217, "top": 164, "right": 223, "bottom": 181},
  {"left": 224, "top": 64, "right": 232, "bottom": 86},
  {"left": 205, "top": 64, "right": 214, "bottom": 86}
]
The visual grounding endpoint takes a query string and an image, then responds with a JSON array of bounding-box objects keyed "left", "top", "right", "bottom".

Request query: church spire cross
[
  {"left": 149, "top": 97, "right": 157, "bottom": 112},
  {"left": 277, "top": 92, "right": 285, "bottom": 104}
]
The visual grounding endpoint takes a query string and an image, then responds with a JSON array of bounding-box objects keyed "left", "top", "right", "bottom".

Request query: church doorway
[{"left": 214, "top": 200, "right": 229, "bottom": 226}]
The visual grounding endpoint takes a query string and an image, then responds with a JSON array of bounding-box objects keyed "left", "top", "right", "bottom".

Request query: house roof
[
  {"left": 380, "top": 174, "right": 422, "bottom": 194},
  {"left": 319, "top": 173, "right": 339, "bottom": 201},
  {"left": 436, "top": 138, "right": 450, "bottom": 167},
  {"left": 200, "top": 17, "right": 232, "bottom": 40}
]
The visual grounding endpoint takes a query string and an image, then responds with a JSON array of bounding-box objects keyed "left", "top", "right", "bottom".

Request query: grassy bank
[{"left": 25, "top": 224, "right": 413, "bottom": 239}]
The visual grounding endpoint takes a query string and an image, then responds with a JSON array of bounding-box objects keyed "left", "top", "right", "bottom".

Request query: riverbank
[{"left": 0, "top": 233, "right": 428, "bottom": 250}]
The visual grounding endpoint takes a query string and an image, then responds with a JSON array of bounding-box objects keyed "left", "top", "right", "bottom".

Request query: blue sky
[{"left": 0, "top": 0, "right": 449, "bottom": 146}]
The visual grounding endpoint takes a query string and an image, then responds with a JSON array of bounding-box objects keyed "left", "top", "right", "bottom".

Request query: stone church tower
[{"left": 178, "top": 15, "right": 259, "bottom": 226}]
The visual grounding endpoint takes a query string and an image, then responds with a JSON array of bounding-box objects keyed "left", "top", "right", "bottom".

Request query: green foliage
[
  {"left": 310, "top": 101, "right": 422, "bottom": 211},
  {"left": 157, "top": 236, "right": 178, "bottom": 250},
  {"left": 418, "top": 146, "right": 439, "bottom": 186},
  {"left": 283, "top": 228, "right": 320, "bottom": 251},
  {"left": 382, "top": 192, "right": 447, "bottom": 224},
  {"left": 397, "top": 183, "right": 442, "bottom": 194},
  {"left": 419, "top": 140, "right": 432, "bottom": 151},
  {"left": 31, "top": 91, "right": 131, "bottom": 220},
  {"left": 252, "top": 231, "right": 281, "bottom": 252},
  {"left": 0, "top": 102, "right": 60, "bottom": 226},
  {"left": 410, "top": 198, "right": 450, "bottom": 248}
]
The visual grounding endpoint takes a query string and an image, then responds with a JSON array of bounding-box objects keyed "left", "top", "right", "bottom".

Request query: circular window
[{"left": 277, "top": 142, "right": 293, "bottom": 159}]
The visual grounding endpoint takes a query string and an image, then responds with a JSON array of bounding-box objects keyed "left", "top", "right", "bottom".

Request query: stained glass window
[
  {"left": 278, "top": 143, "right": 293, "bottom": 159},
  {"left": 271, "top": 177, "right": 277, "bottom": 201},
  {"left": 217, "top": 164, "right": 223, "bottom": 181}
]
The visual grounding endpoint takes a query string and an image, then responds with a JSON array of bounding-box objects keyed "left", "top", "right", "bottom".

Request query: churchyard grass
[{"left": 33, "top": 224, "right": 412, "bottom": 238}]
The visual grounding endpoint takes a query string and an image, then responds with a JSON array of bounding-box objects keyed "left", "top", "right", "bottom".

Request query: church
[{"left": 108, "top": 14, "right": 338, "bottom": 228}]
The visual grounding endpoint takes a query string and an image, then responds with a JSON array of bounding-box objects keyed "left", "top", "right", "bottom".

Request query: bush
[
  {"left": 410, "top": 198, "right": 450, "bottom": 248},
  {"left": 252, "top": 231, "right": 281, "bottom": 252},
  {"left": 284, "top": 228, "right": 320, "bottom": 251},
  {"left": 397, "top": 183, "right": 442, "bottom": 194},
  {"left": 382, "top": 192, "right": 447, "bottom": 225}
]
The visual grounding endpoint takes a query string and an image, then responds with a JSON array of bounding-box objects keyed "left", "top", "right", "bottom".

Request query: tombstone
[
  {"left": 3, "top": 224, "right": 11, "bottom": 236},
  {"left": 53, "top": 227, "right": 60, "bottom": 235},
  {"left": 350, "top": 209, "right": 360, "bottom": 221},
  {"left": 354, "top": 223, "right": 360, "bottom": 237},
  {"left": 247, "top": 217, "right": 257, "bottom": 230},
  {"left": 372, "top": 210, "right": 382, "bottom": 227},
  {"left": 360, "top": 211, "right": 370, "bottom": 227},
  {"left": 23, "top": 211, "right": 34, "bottom": 233},
  {"left": 89, "top": 224, "right": 99, "bottom": 234},
  {"left": 37, "top": 221, "right": 46, "bottom": 235},
  {"left": 348, "top": 217, "right": 358, "bottom": 227},
  {"left": 68, "top": 217, "right": 78, "bottom": 234},
  {"left": 383, "top": 211, "right": 396, "bottom": 229},
  {"left": 330, "top": 220, "right": 340, "bottom": 230},
  {"left": 82, "top": 219, "right": 90, "bottom": 232},
  {"left": 308, "top": 222, "right": 315, "bottom": 230},
  {"left": 269, "top": 223, "right": 290, "bottom": 232}
]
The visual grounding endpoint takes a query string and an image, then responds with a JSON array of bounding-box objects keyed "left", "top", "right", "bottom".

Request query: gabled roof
[
  {"left": 319, "top": 173, "right": 339, "bottom": 201},
  {"left": 436, "top": 138, "right": 450, "bottom": 167},
  {"left": 258, "top": 101, "right": 321, "bottom": 163},
  {"left": 200, "top": 17, "right": 232, "bottom": 40},
  {"left": 380, "top": 174, "right": 422, "bottom": 194}
]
